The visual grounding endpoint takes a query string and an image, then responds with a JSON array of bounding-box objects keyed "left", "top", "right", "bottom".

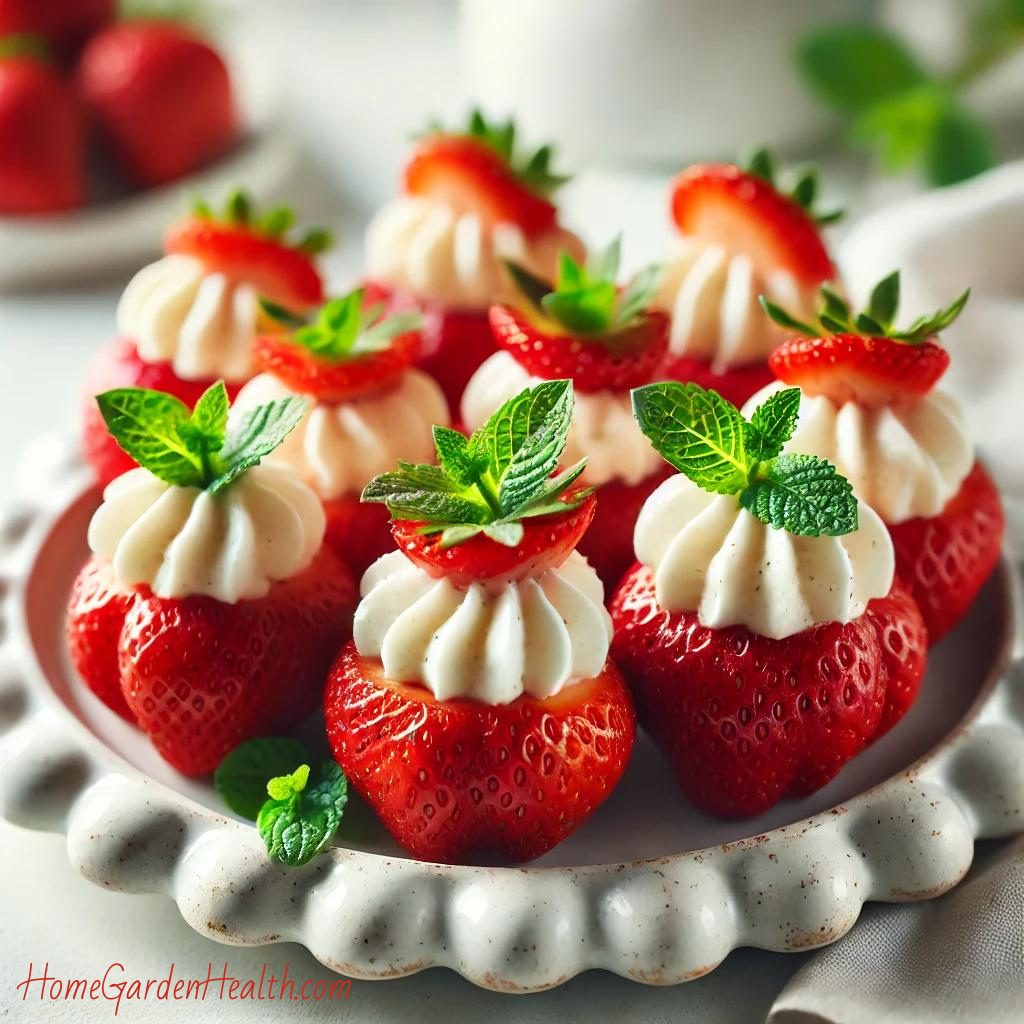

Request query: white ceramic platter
[{"left": 1, "top": 442, "right": 1022, "bottom": 991}]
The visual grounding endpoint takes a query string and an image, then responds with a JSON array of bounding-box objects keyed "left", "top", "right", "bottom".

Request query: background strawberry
[
  {"left": 0, "top": 35, "right": 85, "bottom": 214},
  {"left": 0, "top": 0, "right": 113, "bottom": 61},
  {"left": 325, "top": 644, "right": 634, "bottom": 863},
  {"left": 75, "top": 20, "right": 236, "bottom": 187}
]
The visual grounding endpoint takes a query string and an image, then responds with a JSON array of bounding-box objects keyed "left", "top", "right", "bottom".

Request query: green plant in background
[{"left": 796, "top": 0, "right": 1024, "bottom": 186}]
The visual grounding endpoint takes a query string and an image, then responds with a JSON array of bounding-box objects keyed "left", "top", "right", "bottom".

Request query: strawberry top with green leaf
[
  {"left": 254, "top": 288, "right": 423, "bottom": 403},
  {"left": 164, "top": 189, "right": 332, "bottom": 311},
  {"left": 95, "top": 380, "right": 307, "bottom": 494},
  {"left": 362, "top": 379, "right": 595, "bottom": 585},
  {"left": 632, "top": 382, "right": 859, "bottom": 538},
  {"left": 404, "top": 109, "right": 569, "bottom": 236},
  {"left": 761, "top": 270, "right": 969, "bottom": 407},
  {"left": 490, "top": 239, "right": 668, "bottom": 393},
  {"left": 670, "top": 148, "right": 840, "bottom": 287}
]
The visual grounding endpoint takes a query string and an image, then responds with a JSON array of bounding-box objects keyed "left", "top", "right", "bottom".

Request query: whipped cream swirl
[
  {"left": 366, "top": 196, "right": 581, "bottom": 310},
  {"left": 88, "top": 463, "right": 325, "bottom": 604},
  {"left": 461, "top": 351, "right": 663, "bottom": 487},
  {"left": 118, "top": 255, "right": 263, "bottom": 382},
  {"left": 654, "top": 237, "right": 820, "bottom": 369},
  {"left": 744, "top": 382, "right": 973, "bottom": 524},
  {"left": 354, "top": 550, "right": 612, "bottom": 704},
  {"left": 234, "top": 370, "right": 449, "bottom": 500},
  {"left": 634, "top": 474, "right": 894, "bottom": 639}
]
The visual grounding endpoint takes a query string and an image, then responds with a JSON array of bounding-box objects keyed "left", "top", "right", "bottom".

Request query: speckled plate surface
[{"left": 1, "top": 439, "right": 1022, "bottom": 991}]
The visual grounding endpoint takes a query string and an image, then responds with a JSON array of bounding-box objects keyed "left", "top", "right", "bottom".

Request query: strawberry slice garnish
[
  {"left": 255, "top": 287, "right": 422, "bottom": 403},
  {"left": 762, "top": 270, "right": 969, "bottom": 408},
  {"left": 164, "top": 190, "right": 331, "bottom": 310},
  {"left": 494, "top": 238, "right": 667, "bottom": 393},
  {"left": 362, "top": 378, "right": 594, "bottom": 582},
  {"left": 392, "top": 489, "right": 595, "bottom": 586},
  {"left": 671, "top": 149, "right": 839, "bottom": 287},
  {"left": 404, "top": 110, "right": 568, "bottom": 236}
]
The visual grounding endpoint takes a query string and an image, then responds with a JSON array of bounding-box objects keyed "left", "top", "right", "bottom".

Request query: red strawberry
[
  {"left": 671, "top": 163, "right": 834, "bottom": 286},
  {"left": 324, "top": 643, "right": 635, "bottom": 863},
  {"left": 489, "top": 305, "right": 669, "bottom": 394},
  {"left": 391, "top": 490, "right": 596, "bottom": 587},
  {"left": 323, "top": 496, "right": 394, "bottom": 579},
  {"left": 405, "top": 134, "right": 556, "bottom": 237},
  {"left": 0, "top": 35, "right": 85, "bottom": 214},
  {"left": 609, "top": 565, "right": 927, "bottom": 817},
  {"left": 165, "top": 214, "right": 323, "bottom": 311},
  {"left": 67, "top": 549, "right": 357, "bottom": 777},
  {"left": 889, "top": 462, "right": 1004, "bottom": 643},
  {"left": 769, "top": 332, "right": 950, "bottom": 409},
  {"left": 661, "top": 353, "right": 776, "bottom": 409},
  {"left": 0, "top": 0, "right": 114, "bottom": 61},
  {"left": 81, "top": 338, "right": 244, "bottom": 487},
  {"left": 75, "top": 20, "right": 236, "bottom": 188},
  {"left": 576, "top": 469, "right": 671, "bottom": 591},
  {"left": 67, "top": 557, "right": 138, "bottom": 722}
]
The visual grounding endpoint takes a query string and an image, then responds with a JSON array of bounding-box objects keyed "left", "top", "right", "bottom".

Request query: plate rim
[{"left": 1, "top": 440, "right": 1022, "bottom": 991}]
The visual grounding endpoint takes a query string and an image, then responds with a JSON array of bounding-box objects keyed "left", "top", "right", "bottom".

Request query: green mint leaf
[
  {"left": 215, "top": 737, "right": 310, "bottom": 821},
  {"left": 95, "top": 388, "right": 204, "bottom": 487},
  {"left": 504, "top": 260, "right": 553, "bottom": 313},
  {"left": 739, "top": 453, "right": 858, "bottom": 537},
  {"left": 850, "top": 86, "right": 944, "bottom": 173},
  {"left": 867, "top": 271, "right": 900, "bottom": 328},
  {"left": 259, "top": 299, "right": 309, "bottom": 328},
  {"left": 187, "top": 380, "right": 229, "bottom": 449},
  {"left": 613, "top": 263, "right": 662, "bottom": 329},
  {"left": 482, "top": 378, "right": 571, "bottom": 482},
  {"left": 632, "top": 382, "right": 752, "bottom": 495},
  {"left": 924, "top": 104, "right": 995, "bottom": 186},
  {"left": 361, "top": 464, "right": 488, "bottom": 524},
  {"left": 482, "top": 521, "right": 525, "bottom": 547},
  {"left": 209, "top": 396, "right": 308, "bottom": 494},
  {"left": 758, "top": 296, "right": 817, "bottom": 335},
  {"left": 432, "top": 425, "right": 478, "bottom": 487},
  {"left": 511, "top": 459, "right": 588, "bottom": 517},
  {"left": 497, "top": 381, "right": 574, "bottom": 515},
  {"left": 258, "top": 762, "right": 348, "bottom": 868},
  {"left": 796, "top": 24, "right": 927, "bottom": 113},
  {"left": 587, "top": 236, "right": 621, "bottom": 282},
  {"left": 439, "top": 524, "right": 484, "bottom": 547},
  {"left": 748, "top": 388, "right": 801, "bottom": 461}
]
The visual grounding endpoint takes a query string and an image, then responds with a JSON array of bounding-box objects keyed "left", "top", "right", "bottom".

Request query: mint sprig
[
  {"left": 215, "top": 737, "right": 310, "bottom": 821},
  {"left": 96, "top": 382, "right": 307, "bottom": 493},
  {"left": 189, "top": 188, "right": 334, "bottom": 255},
  {"left": 632, "top": 382, "right": 858, "bottom": 537},
  {"left": 362, "top": 379, "right": 590, "bottom": 548},
  {"left": 760, "top": 270, "right": 970, "bottom": 345},
  {"left": 257, "top": 761, "right": 348, "bottom": 868},
  {"left": 742, "top": 147, "right": 844, "bottom": 226},
  {"left": 420, "top": 108, "right": 570, "bottom": 196},
  {"left": 261, "top": 288, "right": 421, "bottom": 362},
  {"left": 505, "top": 237, "right": 661, "bottom": 337}
]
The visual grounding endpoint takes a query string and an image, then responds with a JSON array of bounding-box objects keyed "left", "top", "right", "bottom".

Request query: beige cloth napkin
[{"left": 768, "top": 162, "right": 1024, "bottom": 1024}]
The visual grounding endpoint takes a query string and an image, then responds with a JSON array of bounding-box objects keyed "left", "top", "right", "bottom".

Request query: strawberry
[
  {"left": 254, "top": 289, "right": 420, "bottom": 402},
  {"left": 119, "top": 549, "right": 355, "bottom": 776},
  {"left": 0, "top": 35, "right": 85, "bottom": 214},
  {"left": 762, "top": 271, "right": 969, "bottom": 409},
  {"left": 0, "top": 0, "right": 113, "bottom": 61},
  {"left": 404, "top": 110, "right": 568, "bottom": 237},
  {"left": 889, "top": 462, "right": 1004, "bottom": 643},
  {"left": 324, "top": 497, "right": 394, "bottom": 579},
  {"left": 661, "top": 354, "right": 775, "bottom": 408},
  {"left": 67, "top": 557, "right": 137, "bottom": 722},
  {"left": 576, "top": 469, "right": 671, "bottom": 592},
  {"left": 75, "top": 20, "right": 236, "bottom": 188},
  {"left": 392, "top": 490, "right": 595, "bottom": 587},
  {"left": 670, "top": 150, "right": 837, "bottom": 287},
  {"left": 325, "top": 645, "right": 634, "bottom": 863},
  {"left": 610, "top": 566, "right": 926, "bottom": 816},
  {"left": 68, "top": 382, "right": 358, "bottom": 776},
  {"left": 81, "top": 337, "right": 244, "bottom": 487}
]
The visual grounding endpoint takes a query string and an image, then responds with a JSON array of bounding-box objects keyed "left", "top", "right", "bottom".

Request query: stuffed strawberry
[
  {"left": 0, "top": 34, "right": 86, "bottom": 214},
  {"left": 324, "top": 379, "right": 636, "bottom": 863},
  {"left": 82, "top": 190, "right": 331, "bottom": 487},
  {"left": 1, "top": 0, "right": 113, "bottom": 62},
  {"left": 461, "top": 239, "right": 671, "bottom": 589},
  {"left": 363, "top": 109, "right": 584, "bottom": 411},
  {"left": 233, "top": 287, "right": 448, "bottom": 577},
  {"left": 610, "top": 382, "right": 927, "bottom": 818},
  {"left": 757, "top": 272, "right": 1004, "bottom": 642},
  {"left": 75, "top": 18, "right": 236, "bottom": 187},
  {"left": 67, "top": 382, "right": 357, "bottom": 776},
  {"left": 653, "top": 149, "right": 841, "bottom": 406}
]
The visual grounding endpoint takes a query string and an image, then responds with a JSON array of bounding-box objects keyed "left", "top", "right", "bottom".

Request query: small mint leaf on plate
[
  {"left": 215, "top": 737, "right": 310, "bottom": 821},
  {"left": 258, "top": 761, "right": 348, "bottom": 868}
]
